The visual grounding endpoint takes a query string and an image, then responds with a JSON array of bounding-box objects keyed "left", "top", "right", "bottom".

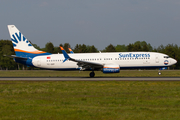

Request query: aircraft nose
[{"left": 171, "top": 58, "right": 177, "bottom": 64}]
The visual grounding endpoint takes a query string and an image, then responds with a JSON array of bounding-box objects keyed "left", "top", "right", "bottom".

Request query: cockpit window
[{"left": 164, "top": 56, "right": 169, "bottom": 58}]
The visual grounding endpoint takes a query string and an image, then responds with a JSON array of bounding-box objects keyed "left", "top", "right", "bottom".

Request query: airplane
[{"left": 7, "top": 25, "right": 177, "bottom": 77}]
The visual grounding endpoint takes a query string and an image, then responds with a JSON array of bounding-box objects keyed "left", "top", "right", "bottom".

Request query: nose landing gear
[
  {"left": 158, "top": 67, "right": 167, "bottom": 75},
  {"left": 158, "top": 69, "right": 162, "bottom": 75}
]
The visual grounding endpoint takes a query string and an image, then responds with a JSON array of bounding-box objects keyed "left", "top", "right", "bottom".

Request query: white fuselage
[{"left": 32, "top": 52, "right": 177, "bottom": 70}]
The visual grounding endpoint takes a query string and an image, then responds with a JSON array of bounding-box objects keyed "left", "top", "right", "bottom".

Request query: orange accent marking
[
  {"left": 60, "top": 46, "right": 64, "bottom": 50},
  {"left": 103, "top": 67, "right": 119, "bottom": 69},
  {"left": 68, "top": 48, "right": 72, "bottom": 51},
  {"left": 14, "top": 49, "right": 46, "bottom": 54}
]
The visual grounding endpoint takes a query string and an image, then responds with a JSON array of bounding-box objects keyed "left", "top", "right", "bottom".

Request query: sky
[{"left": 0, "top": 0, "right": 180, "bottom": 50}]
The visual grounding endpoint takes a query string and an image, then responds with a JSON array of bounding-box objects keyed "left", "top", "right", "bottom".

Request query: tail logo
[{"left": 11, "top": 32, "right": 32, "bottom": 47}]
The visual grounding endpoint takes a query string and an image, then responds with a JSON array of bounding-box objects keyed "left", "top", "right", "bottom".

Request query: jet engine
[{"left": 102, "top": 64, "right": 120, "bottom": 73}]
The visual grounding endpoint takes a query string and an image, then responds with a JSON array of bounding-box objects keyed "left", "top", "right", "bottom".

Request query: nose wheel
[
  {"left": 158, "top": 69, "right": 161, "bottom": 75},
  {"left": 89, "top": 72, "right": 95, "bottom": 77}
]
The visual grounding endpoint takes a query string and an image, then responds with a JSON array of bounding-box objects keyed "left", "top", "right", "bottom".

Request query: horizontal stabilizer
[{"left": 4, "top": 55, "right": 28, "bottom": 60}]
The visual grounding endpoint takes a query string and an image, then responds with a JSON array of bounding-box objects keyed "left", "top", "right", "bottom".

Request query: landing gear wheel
[
  {"left": 89, "top": 72, "right": 95, "bottom": 77},
  {"left": 158, "top": 72, "right": 161, "bottom": 75}
]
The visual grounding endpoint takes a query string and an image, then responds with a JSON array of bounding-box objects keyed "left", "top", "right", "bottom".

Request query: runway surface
[{"left": 0, "top": 77, "right": 180, "bottom": 81}]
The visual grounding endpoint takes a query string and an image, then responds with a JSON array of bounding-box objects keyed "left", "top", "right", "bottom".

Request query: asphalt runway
[{"left": 0, "top": 77, "right": 180, "bottom": 81}]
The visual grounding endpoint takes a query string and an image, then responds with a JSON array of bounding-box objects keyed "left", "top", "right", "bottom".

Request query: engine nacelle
[{"left": 103, "top": 64, "right": 120, "bottom": 73}]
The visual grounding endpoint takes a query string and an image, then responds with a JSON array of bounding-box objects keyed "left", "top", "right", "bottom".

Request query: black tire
[{"left": 89, "top": 72, "right": 95, "bottom": 77}]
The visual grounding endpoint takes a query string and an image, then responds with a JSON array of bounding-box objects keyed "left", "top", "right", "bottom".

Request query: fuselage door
[{"left": 37, "top": 59, "right": 41, "bottom": 66}]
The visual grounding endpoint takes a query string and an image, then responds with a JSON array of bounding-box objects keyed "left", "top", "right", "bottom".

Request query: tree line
[{"left": 0, "top": 40, "right": 179, "bottom": 70}]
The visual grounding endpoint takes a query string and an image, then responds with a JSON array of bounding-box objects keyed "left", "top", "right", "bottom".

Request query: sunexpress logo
[
  {"left": 11, "top": 32, "right": 32, "bottom": 47},
  {"left": 119, "top": 53, "right": 150, "bottom": 58}
]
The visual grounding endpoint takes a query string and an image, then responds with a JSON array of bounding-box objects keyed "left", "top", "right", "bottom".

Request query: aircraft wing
[
  {"left": 69, "top": 57, "right": 103, "bottom": 69},
  {"left": 60, "top": 46, "right": 103, "bottom": 69},
  {"left": 4, "top": 55, "right": 28, "bottom": 60}
]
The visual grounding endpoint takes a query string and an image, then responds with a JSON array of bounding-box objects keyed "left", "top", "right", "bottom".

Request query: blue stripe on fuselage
[
  {"left": 120, "top": 66, "right": 170, "bottom": 69},
  {"left": 14, "top": 51, "right": 51, "bottom": 67},
  {"left": 14, "top": 58, "right": 34, "bottom": 67}
]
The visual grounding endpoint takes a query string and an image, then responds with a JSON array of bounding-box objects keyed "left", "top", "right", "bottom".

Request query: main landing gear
[{"left": 89, "top": 71, "right": 95, "bottom": 77}]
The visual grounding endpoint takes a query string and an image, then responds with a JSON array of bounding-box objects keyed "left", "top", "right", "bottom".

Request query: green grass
[
  {"left": 0, "top": 70, "right": 179, "bottom": 77},
  {"left": 0, "top": 70, "right": 179, "bottom": 119},
  {"left": 0, "top": 81, "right": 180, "bottom": 119}
]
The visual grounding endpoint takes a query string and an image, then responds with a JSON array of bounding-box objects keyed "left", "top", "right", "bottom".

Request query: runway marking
[{"left": 0, "top": 77, "right": 180, "bottom": 81}]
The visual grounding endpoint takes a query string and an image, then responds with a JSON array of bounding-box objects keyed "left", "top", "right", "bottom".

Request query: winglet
[
  {"left": 60, "top": 46, "right": 70, "bottom": 62},
  {"left": 68, "top": 48, "right": 74, "bottom": 54},
  {"left": 60, "top": 46, "right": 64, "bottom": 50}
]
